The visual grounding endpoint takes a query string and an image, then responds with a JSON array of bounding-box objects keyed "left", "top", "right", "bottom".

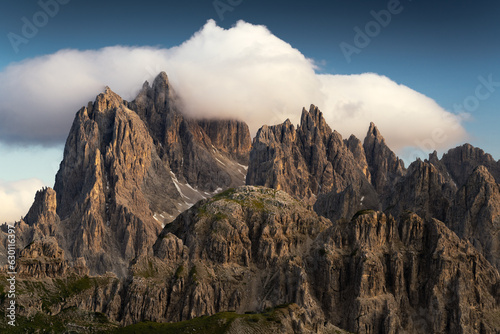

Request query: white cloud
[
  {"left": 0, "top": 19, "right": 467, "bottom": 155},
  {"left": 318, "top": 73, "right": 468, "bottom": 152},
  {"left": 0, "top": 178, "right": 45, "bottom": 224}
]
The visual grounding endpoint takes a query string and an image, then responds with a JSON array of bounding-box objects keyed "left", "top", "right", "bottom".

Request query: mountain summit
[
  {"left": 2, "top": 72, "right": 499, "bottom": 333},
  {"left": 15, "top": 72, "right": 252, "bottom": 277}
]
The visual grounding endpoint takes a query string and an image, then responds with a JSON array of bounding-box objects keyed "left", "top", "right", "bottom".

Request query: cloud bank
[
  {"left": 0, "top": 19, "right": 466, "bottom": 152},
  {"left": 0, "top": 178, "right": 45, "bottom": 224},
  {"left": 0, "top": 19, "right": 469, "bottom": 223}
]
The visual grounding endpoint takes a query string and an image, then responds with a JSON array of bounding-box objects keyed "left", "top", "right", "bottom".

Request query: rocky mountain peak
[
  {"left": 131, "top": 71, "right": 177, "bottom": 120},
  {"left": 299, "top": 104, "right": 332, "bottom": 138},
  {"left": 471, "top": 165, "right": 497, "bottom": 184},
  {"left": 387, "top": 158, "right": 454, "bottom": 221},
  {"left": 254, "top": 119, "right": 295, "bottom": 145},
  {"left": 92, "top": 86, "right": 123, "bottom": 113},
  {"left": 363, "top": 122, "right": 405, "bottom": 195},
  {"left": 6, "top": 73, "right": 500, "bottom": 333},
  {"left": 249, "top": 105, "right": 380, "bottom": 222},
  {"left": 153, "top": 71, "right": 169, "bottom": 87},
  {"left": 428, "top": 150, "right": 439, "bottom": 162},
  {"left": 449, "top": 164, "right": 500, "bottom": 269},
  {"left": 441, "top": 143, "right": 500, "bottom": 186},
  {"left": 345, "top": 134, "right": 371, "bottom": 182},
  {"left": 366, "top": 121, "right": 381, "bottom": 139},
  {"left": 364, "top": 122, "right": 387, "bottom": 151},
  {"left": 23, "top": 187, "right": 58, "bottom": 226},
  {"left": 364, "top": 122, "right": 392, "bottom": 157}
]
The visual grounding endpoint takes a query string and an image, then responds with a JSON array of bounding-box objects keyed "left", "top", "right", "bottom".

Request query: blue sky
[{"left": 0, "top": 0, "right": 499, "bottom": 222}]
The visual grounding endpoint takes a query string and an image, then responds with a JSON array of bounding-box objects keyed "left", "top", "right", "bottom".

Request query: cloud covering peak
[{"left": 0, "top": 19, "right": 466, "bottom": 155}]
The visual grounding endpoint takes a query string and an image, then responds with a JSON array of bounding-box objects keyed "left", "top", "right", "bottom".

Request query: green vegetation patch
[
  {"left": 212, "top": 188, "right": 236, "bottom": 201},
  {"left": 135, "top": 260, "right": 156, "bottom": 279},
  {"left": 198, "top": 187, "right": 282, "bottom": 221},
  {"left": 189, "top": 265, "right": 198, "bottom": 282},
  {"left": 251, "top": 199, "right": 266, "bottom": 211},
  {"left": 0, "top": 308, "right": 116, "bottom": 333},
  {"left": 35, "top": 275, "right": 94, "bottom": 311},
  {"left": 213, "top": 211, "right": 228, "bottom": 221},
  {"left": 175, "top": 265, "right": 185, "bottom": 279},
  {"left": 112, "top": 307, "right": 282, "bottom": 334}
]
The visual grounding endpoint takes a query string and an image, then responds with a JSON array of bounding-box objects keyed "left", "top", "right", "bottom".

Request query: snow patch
[
  {"left": 215, "top": 158, "right": 226, "bottom": 166},
  {"left": 237, "top": 163, "right": 248, "bottom": 170},
  {"left": 172, "top": 176, "right": 190, "bottom": 199}
]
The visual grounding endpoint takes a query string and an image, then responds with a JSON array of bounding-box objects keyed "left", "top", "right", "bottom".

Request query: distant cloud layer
[
  {"left": 0, "top": 19, "right": 467, "bottom": 152},
  {"left": 0, "top": 178, "right": 45, "bottom": 224},
  {"left": 0, "top": 19, "right": 470, "bottom": 223}
]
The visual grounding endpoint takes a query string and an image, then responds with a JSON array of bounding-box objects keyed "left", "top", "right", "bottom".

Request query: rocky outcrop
[
  {"left": 197, "top": 119, "right": 252, "bottom": 165},
  {"left": 14, "top": 72, "right": 252, "bottom": 277},
  {"left": 246, "top": 118, "right": 312, "bottom": 199},
  {"left": 386, "top": 158, "right": 456, "bottom": 221},
  {"left": 384, "top": 149, "right": 500, "bottom": 271},
  {"left": 123, "top": 186, "right": 332, "bottom": 325},
  {"left": 24, "top": 187, "right": 59, "bottom": 226},
  {"left": 345, "top": 134, "right": 371, "bottom": 182},
  {"left": 17, "top": 238, "right": 89, "bottom": 279},
  {"left": 247, "top": 105, "right": 379, "bottom": 221},
  {"left": 6, "top": 186, "right": 498, "bottom": 333},
  {"left": 4, "top": 73, "right": 500, "bottom": 333},
  {"left": 441, "top": 143, "right": 500, "bottom": 187},
  {"left": 363, "top": 122, "right": 406, "bottom": 196},
  {"left": 49, "top": 87, "right": 172, "bottom": 276},
  {"left": 310, "top": 210, "right": 500, "bottom": 333},
  {"left": 449, "top": 166, "right": 500, "bottom": 269},
  {"left": 16, "top": 187, "right": 61, "bottom": 246},
  {"left": 129, "top": 72, "right": 250, "bottom": 192}
]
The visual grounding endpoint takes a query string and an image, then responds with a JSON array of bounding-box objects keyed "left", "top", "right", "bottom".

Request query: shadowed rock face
[
  {"left": 385, "top": 158, "right": 456, "bottom": 222},
  {"left": 384, "top": 154, "right": 500, "bottom": 273},
  {"left": 128, "top": 73, "right": 251, "bottom": 192},
  {"left": 247, "top": 106, "right": 500, "bottom": 275},
  {"left": 441, "top": 143, "right": 500, "bottom": 187},
  {"left": 363, "top": 122, "right": 406, "bottom": 196},
  {"left": 3, "top": 73, "right": 500, "bottom": 333},
  {"left": 247, "top": 105, "right": 380, "bottom": 222},
  {"left": 345, "top": 134, "right": 371, "bottom": 183},
  {"left": 13, "top": 72, "right": 252, "bottom": 277},
  {"left": 52, "top": 87, "right": 174, "bottom": 276},
  {"left": 6, "top": 187, "right": 500, "bottom": 333},
  {"left": 449, "top": 166, "right": 500, "bottom": 269},
  {"left": 197, "top": 119, "right": 252, "bottom": 165}
]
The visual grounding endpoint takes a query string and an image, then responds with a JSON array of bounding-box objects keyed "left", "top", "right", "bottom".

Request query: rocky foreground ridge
[{"left": 1, "top": 72, "right": 499, "bottom": 333}]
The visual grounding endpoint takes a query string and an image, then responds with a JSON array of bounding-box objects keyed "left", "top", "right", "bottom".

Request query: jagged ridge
[{"left": 2, "top": 73, "right": 500, "bottom": 334}]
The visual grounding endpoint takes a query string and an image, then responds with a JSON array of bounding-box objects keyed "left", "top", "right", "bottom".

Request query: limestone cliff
[
  {"left": 3, "top": 187, "right": 499, "bottom": 333},
  {"left": 12, "top": 72, "right": 251, "bottom": 277},
  {"left": 247, "top": 105, "right": 379, "bottom": 221},
  {"left": 2, "top": 74, "right": 500, "bottom": 333}
]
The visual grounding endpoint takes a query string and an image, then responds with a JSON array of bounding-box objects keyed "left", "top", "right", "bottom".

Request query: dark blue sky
[{"left": 1, "top": 0, "right": 499, "bottom": 156}]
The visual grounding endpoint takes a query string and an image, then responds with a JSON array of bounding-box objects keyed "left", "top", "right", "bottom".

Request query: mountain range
[{"left": 1, "top": 72, "right": 499, "bottom": 333}]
